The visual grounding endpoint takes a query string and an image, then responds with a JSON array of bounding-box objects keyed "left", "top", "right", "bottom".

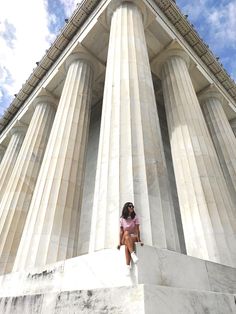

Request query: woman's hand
[{"left": 137, "top": 239, "right": 144, "bottom": 246}]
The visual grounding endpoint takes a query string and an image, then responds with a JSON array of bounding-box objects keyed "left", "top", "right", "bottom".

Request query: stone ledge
[
  {"left": 0, "top": 284, "right": 236, "bottom": 314},
  {"left": 135, "top": 245, "right": 236, "bottom": 294},
  {"left": 0, "top": 246, "right": 235, "bottom": 298}
]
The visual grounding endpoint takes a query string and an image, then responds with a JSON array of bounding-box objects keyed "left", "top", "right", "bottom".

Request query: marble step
[
  {"left": 0, "top": 246, "right": 236, "bottom": 299},
  {"left": 0, "top": 284, "right": 236, "bottom": 314}
]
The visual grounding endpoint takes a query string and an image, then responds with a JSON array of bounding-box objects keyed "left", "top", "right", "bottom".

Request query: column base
[{"left": 0, "top": 245, "right": 235, "bottom": 312}]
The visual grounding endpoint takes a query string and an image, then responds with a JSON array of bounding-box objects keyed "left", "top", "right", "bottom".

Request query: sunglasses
[{"left": 128, "top": 204, "right": 134, "bottom": 208}]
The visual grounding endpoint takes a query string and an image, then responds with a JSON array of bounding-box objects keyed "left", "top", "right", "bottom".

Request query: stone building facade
[{"left": 0, "top": 0, "right": 236, "bottom": 313}]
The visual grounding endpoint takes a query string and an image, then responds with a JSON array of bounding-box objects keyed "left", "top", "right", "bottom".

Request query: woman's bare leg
[
  {"left": 125, "top": 245, "right": 131, "bottom": 265},
  {"left": 122, "top": 231, "right": 138, "bottom": 264}
]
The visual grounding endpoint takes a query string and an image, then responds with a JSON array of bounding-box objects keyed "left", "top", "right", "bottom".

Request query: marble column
[
  {"left": 0, "top": 96, "right": 56, "bottom": 274},
  {"left": 199, "top": 89, "right": 236, "bottom": 207},
  {"left": 160, "top": 48, "right": 236, "bottom": 267},
  {"left": 13, "top": 53, "right": 94, "bottom": 271},
  {"left": 89, "top": 1, "right": 181, "bottom": 253},
  {"left": 0, "top": 145, "right": 6, "bottom": 163},
  {"left": 0, "top": 126, "right": 26, "bottom": 200},
  {"left": 230, "top": 118, "right": 236, "bottom": 137}
]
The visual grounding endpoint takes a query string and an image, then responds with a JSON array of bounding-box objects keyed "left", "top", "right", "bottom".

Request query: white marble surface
[
  {"left": 136, "top": 244, "right": 211, "bottom": 291},
  {"left": 144, "top": 285, "right": 236, "bottom": 314},
  {"left": 13, "top": 55, "right": 94, "bottom": 272},
  {"left": 0, "top": 284, "right": 235, "bottom": 313},
  {"left": 0, "top": 285, "right": 145, "bottom": 314},
  {"left": 160, "top": 48, "right": 236, "bottom": 267},
  {"left": 77, "top": 103, "right": 101, "bottom": 255},
  {"left": 0, "top": 98, "right": 56, "bottom": 275},
  {"left": 89, "top": 1, "right": 181, "bottom": 253},
  {"left": 200, "top": 89, "right": 236, "bottom": 208},
  {"left": 0, "top": 247, "right": 135, "bottom": 297},
  {"left": 205, "top": 261, "right": 236, "bottom": 294},
  {"left": 0, "top": 126, "right": 26, "bottom": 200},
  {"left": 0, "top": 246, "right": 236, "bottom": 299},
  {"left": 61, "top": 246, "right": 136, "bottom": 291}
]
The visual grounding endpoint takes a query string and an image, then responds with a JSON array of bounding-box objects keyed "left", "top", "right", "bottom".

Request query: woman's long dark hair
[{"left": 121, "top": 202, "right": 136, "bottom": 220}]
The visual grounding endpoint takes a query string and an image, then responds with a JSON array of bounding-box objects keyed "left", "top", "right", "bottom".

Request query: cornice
[
  {"left": 152, "top": 0, "right": 236, "bottom": 103},
  {"left": 0, "top": 0, "right": 101, "bottom": 133},
  {"left": 0, "top": 0, "right": 235, "bottom": 134}
]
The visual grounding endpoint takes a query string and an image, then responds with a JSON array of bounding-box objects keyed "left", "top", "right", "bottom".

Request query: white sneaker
[
  {"left": 125, "top": 265, "right": 131, "bottom": 276},
  {"left": 131, "top": 252, "right": 139, "bottom": 264}
]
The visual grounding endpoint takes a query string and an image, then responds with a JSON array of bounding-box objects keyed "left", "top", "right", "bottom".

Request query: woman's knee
[
  {"left": 124, "top": 231, "right": 129, "bottom": 239},
  {"left": 124, "top": 233, "right": 131, "bottom": 242},
  {"left": 124, "top": 235, "right": 130, "bottom": 242}
]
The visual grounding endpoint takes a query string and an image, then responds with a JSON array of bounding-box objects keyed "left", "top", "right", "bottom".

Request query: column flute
[
  {"left": 0, "top": 126, "right": 26, "bottom": 200},
  {"left": 89, "top": 0, "right": 181, "bottom": 252},
  {"left": 0, "top": 96, "right": 56, "bottom": 274},
  {"left": 13, "top": 53, "right": 95, "bottom": 271},
  {"left": 199, "top": 88, "right": 236, "bottom": 207},
  {"left": 159, "top": 48, "right": 236, "bottom": 266}
]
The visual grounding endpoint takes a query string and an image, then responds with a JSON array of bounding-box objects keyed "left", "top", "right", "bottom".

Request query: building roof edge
[{"left": 0, "top": 0, "right": 235, "bottom": 133}]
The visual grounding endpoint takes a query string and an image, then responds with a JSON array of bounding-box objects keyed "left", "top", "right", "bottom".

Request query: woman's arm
[
  {"left": 136, "top": 225, "right": 141, "bottom": 242},
  {"left": 117, "top": 227, "right": 124, "bottom": 249}
]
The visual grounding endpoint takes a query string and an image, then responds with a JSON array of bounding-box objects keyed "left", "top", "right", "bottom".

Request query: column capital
[
  {"left": 32, "top": 94, "right": 58, "bottom": 110},
  {"left": 198, "top": 85, "right": 224, "bottom": 105},
  {"left": 65, "top": 49, "right": 98, "bottom": 75},
  {"left": 151, "top": 41, "right": 190, "bottom": 78},
  {"left": 106, "top": 0, "right": 148, "bottom": 28},
  {"left": 10, "top": 123, "right": 27, "bottom": 137}
]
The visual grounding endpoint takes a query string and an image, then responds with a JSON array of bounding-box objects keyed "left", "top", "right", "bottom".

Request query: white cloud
[
  {"left": 177, "top": 0, "right": 208, "bottom": 22},
  {"left": 0, "top": 0, "right": 83, "bottom": 117},
  {"left": 208, "top": 1, "right": 236, "bottom": 47},
  {"left": 59, "top": 0, "right": 79, "bottom": 17},
  {"left": 1, "top": 0, "right": 235, "bottom": 117},
  {"left": 0, "top": 0, "right": 59, "bottom": 116},
  {"left": 176, "top": 0, "right": 236, "bottom": 81},
  {"left": 176, "top": 1, "right": 236, "bottom": 45}
]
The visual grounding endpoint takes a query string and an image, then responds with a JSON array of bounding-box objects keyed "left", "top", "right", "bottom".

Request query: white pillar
[
  {"left": 0, "top": 96, "right": 56, "bottom": 274},
  {"left": 230, "top": 118, "right": 236, "bottom": 137},
  {"left": 199, "top": 89, "right": 236, "bottom": 207},
  {"left": 0, "top": 126, "right": 26, "bottom": 200},
  {"left": 13, "top": 53, "right": 94, "bottom": 271},
  {"left": 160, "top": 49, "right": 236, "bottom": 267},
  {"left": 0, "top": 145, "right": 6, "bottom": 164},
  {"left": 89, "top": 1, "right": 181, "bottom": 253}
]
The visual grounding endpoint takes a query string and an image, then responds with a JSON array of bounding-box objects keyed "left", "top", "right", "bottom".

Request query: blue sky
[
  {"left": 177, "top": 0, "right": 236, "bottom": 81},
  {"left": 0, "top": 0, "right": 235, "bottom": 117}
]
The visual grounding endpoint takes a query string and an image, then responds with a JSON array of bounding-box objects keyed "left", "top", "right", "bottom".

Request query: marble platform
[
  {"left": 1, "top": 284, "right": 236, "bottom": 314},
  {"left": 0, "top": 245, "right": 236, "bottom": 313}
]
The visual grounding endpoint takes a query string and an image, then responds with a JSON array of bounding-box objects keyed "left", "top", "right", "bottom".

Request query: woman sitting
[{"left": 117, "top": 202, "right": 142, "bottom": 274}]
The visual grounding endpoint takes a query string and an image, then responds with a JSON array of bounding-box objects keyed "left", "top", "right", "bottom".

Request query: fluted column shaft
[
  {"left": 89, "top": 2, "right": 181, "bottom": 252},
  {"left": 0, "top": 145, "right": 6, "bottom": 164},
  {"left": 0, "top": 98, "right": 56, "bottom": 274},
  {"left": 230, "top": 118, "right": 236, "bottom": 137},
  {"left": 13, "top": 56, "right": 94, "bottom": 271},
  {"left": 0, "top": 127, "right": 26, "bottom": 200},
  {"left": 161, "top": 53, "right": 236, "bottom": 266},
  {"left": 200, "top": 92, "right": 236, "bottom": 207}
]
